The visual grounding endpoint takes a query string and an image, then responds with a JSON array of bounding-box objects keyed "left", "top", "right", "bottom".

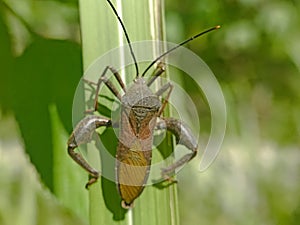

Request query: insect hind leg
[
  {"left": 155, "top": 117, "right": 198, "bottom": 179},
  {"left": 67, "top": 115, "right": 112, "bottom": 188}
]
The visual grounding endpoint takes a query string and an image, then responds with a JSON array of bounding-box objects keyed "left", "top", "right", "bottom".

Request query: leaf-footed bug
[{"left": 67, "top": 0, "right": 220, "bottom": 209}]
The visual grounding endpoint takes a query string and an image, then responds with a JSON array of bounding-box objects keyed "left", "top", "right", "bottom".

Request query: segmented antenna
[
  {"left": 141, "top": 25, "right": 221, "bottom": 77},
  {"left": 106, "top": 0, "right": 139, "bottom": 77}
]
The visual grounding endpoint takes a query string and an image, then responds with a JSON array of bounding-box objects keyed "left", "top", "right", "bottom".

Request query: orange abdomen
[{"left": 116, "top": 140, "right": 152, "bottom": 207}]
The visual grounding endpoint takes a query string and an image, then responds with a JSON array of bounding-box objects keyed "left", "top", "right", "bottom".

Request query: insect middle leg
[{"left": 85, "top": 66, "right": 125, "bottom": 113}]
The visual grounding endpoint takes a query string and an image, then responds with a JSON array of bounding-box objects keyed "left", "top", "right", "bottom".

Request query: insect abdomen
[{"left": 116, "top": 141, "right": 152, "bottom": 207}]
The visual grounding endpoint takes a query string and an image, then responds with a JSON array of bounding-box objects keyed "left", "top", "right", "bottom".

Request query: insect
[{"left": 67, "top": 0, "right": 220, "bottom": 209}]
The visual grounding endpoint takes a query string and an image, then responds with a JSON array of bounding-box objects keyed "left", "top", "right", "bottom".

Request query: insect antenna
[
  {"left": 106, "top": 0, "right": 139, "bottom": 77},
  {"left": 142, "top": 25, "right": 221, "bottom": 79}
]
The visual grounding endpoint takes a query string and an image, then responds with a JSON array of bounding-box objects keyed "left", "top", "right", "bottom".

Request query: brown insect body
[
  {"left": 67, "top": 0, "right": 219, "bottom": 209},
  {"left": 116, "top": 78, "right": 161, "bottom": 207}
]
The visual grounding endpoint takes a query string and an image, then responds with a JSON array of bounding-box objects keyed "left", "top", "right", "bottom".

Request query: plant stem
[{"left": 78, "top": 0, "right": 179, "bottom": 224}]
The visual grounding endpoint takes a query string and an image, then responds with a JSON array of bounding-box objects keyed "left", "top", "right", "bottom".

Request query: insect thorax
[{"left": 120, "top": 78, "right": 161, "bottom": 135}]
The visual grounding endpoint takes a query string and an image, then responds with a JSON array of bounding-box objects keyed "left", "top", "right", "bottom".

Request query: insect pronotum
[{"left": 67, "top": 0, "right": 220, "bottom": 208}]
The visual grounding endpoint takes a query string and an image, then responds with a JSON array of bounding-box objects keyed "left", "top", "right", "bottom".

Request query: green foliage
[
  {"left": 166, "top": 0, "right": 300, "bottom": 145},
  {"left": 165, "top": 0, "right": 300, "bottom": 224},
  {"left": 0, "top": 0, "right": 300, "bottom": 224},
  {"left": 0, "top": 0, "right": 88, "bottom": 222},
  {"left": 0, "top": 139, "right": 86, "bottom": 225}
]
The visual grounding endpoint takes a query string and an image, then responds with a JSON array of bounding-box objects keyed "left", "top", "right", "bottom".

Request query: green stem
[{"left": 78, "top": 0, "right": 179, "bottom": 224}]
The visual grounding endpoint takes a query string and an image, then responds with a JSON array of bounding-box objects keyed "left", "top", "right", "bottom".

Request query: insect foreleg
[
  {"left": 155, "top": 118, "right": 198, "bottom": 178},
  {"left": 147, "top": 62, "right": 166, "bottom": 86},
  {"left": 67, "top": 115, "right": 111, "bottom": 188},
  {"left": 155, "top": 82, "right": 174, "bottom": 116},
  {"left": 85, "top": 66, "right": 124, "bottom": 113}
]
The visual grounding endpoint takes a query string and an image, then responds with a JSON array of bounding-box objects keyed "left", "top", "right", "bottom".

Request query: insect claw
[
  {"left": 85, "top": 176, "right": 99, "bottom": 189},
  {"left": 166, "top": 176, "right": 178, "bottom": 184},
  {"left": 161, "top": 168, "right": 178, "bottom": 184}
]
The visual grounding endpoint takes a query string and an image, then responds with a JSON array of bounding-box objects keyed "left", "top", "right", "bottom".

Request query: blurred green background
[{"left": 0, "top": 0, "right": 299, "bottom": 224}]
